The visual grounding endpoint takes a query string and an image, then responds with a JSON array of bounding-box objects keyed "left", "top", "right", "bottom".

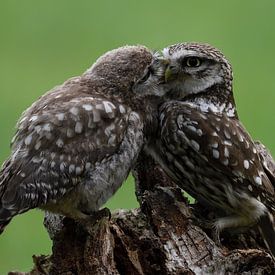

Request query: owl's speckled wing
[
  {"left": 159, "top": 101, "right": 275, "bottom": 211},
  {"left": 0, "top": 78, "right": 134, "bottom": 216},
  {"left": 255, "top": 141, "right": 275, "bottom": 187}
]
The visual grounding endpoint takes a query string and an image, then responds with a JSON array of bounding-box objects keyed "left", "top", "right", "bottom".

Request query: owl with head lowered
[{"left": 0, "top": 45, "right": 168, "bottom": 233}]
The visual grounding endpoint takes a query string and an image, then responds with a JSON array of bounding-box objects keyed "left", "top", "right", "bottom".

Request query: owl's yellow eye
[{"left": 185, "top": 57, "right": 201, "bottom": 67}]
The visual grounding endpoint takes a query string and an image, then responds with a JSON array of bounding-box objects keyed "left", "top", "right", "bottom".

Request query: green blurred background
[{"left": 0, "top": 0, "right": 275, "bottom": 273}]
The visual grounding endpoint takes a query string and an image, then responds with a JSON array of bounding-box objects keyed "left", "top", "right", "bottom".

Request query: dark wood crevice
[{"left": 9, "top": 152, "right": 275, "bottom": 275}]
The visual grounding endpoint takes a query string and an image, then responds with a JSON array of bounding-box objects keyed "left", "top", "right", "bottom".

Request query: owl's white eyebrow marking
[
  {"left": 244, "top": 160, "right": 249, "bottom": 169},
  {"left": 82, "top": 104, "right": 93, "bottom": 111}
]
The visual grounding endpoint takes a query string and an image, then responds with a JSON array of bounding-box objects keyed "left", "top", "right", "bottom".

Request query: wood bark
[{"left": 9, "top": 152, "right": 275, "bottom": 275}]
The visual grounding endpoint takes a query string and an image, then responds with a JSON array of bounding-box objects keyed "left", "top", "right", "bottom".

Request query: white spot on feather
[
  {"left": 224, "top": 147, "right": 229, "bottom": 157},
  {"left": 60, "top": 162, "right": 66, "bottom": 171},
  {"left": 119, "top": 105, "right": 126, "bottom": 113},
  {"left": 212, "top": 149, "right": 220, "bottom": 159},
  {"left": 83, "top": 104, "right": 93, "bottom": 111},
  {"left": 103, "top": 101, "right": 115, "bottom": 113},
  {"left": 35, "top": 141, "right": 41, "bottom": 150},
  {"left": 75, "top": 122, "right": 83, "bottom": 133},
  {"left": 56, "top": 138, "right": 64, "bottom": 147},
  {"left": 67, "top": 128, "right": 74, "bottom": 138},
  {"left": 43, "top": 123, "right": 52, "bottom": 132},
  {"left": 197, "top": 129, "right": 203, "bottom": 136},
  {"left": 85, "top": 162, "right": 91, "bottom": 170},
  {"left": 224, "top": 129, "right": 230, "bottom": 139},
  {"left": 224, "top": 140, "right": 232, "bottom": 146},
  {"left": 24, "top": 135, "right": 32, "bottom": 145},
  {"left": 56, "top": 113, "right": 65, "bottom": 121},
  {"left": 69, "top": 164, "right": 75, "bottom": 173},
  {"left": 211, "top": 142, "right": 218, "bottom": 148},
  {"left": 29, "top": 115, "right": 38, "bottom": 122},
  {"left": 75, "top": 166, "right": 82, "bottom": 175},
  {"left": 244, "top": 160, "right": 249, "bottom": 169},
  {"left": 238, "top": 134, "right": 244, "bottom": 142},
  {"left": 190, "top": 140, "right": 200, "bottom": 151},
  {"left": 254, "top": 176, "right": 262, "bottom": 185},
  {"left": 69, "top": 107, "right": 79, "bottom": 116},
  {"left": 222, "top": 159, "right": 229, "bottom": 166}
]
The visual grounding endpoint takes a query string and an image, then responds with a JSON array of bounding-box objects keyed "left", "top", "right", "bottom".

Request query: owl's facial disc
[
  {"left": 163, "top": 49, "right": 224, "bottom": 97},
  {"left": 132, "top": 54, "right": 169, "bottom": 97}
]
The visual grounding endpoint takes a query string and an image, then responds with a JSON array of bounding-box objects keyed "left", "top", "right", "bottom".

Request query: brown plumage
[
  {"left": 0, "top": 45, "right": 168, "bottom": 233},
  {"left": 144, "top": 42, "right": 275, "bottom": 257}
]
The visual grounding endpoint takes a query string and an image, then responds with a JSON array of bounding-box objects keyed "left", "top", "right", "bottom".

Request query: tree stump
[{"left": 9, "top": 152, "right": 275, "bottom": 275}]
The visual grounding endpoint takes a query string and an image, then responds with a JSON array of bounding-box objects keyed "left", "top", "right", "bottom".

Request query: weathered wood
[{"left": 10, "top": 152, "right": 275, "bottom": 274}]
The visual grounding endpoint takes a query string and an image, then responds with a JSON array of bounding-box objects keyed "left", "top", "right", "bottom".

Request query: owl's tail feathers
[
  {"left": 258, "top": 213, "right": 275, "bottom": 259},
  {"left": 0, "top": 207, "right": 13, "bottom": 234}
]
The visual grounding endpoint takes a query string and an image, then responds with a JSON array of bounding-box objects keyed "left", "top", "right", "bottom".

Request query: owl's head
[
  {"left": 162, "top": 42, "right": 233, "bottom": 98},
  {"left": 84, "top": 45, "right": 154, "bottom": 93}
]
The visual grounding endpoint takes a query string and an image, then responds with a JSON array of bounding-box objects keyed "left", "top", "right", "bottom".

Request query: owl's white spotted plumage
[
  {"left": 146, "top": 42, "right": 275, "bottom": 256},
  {"left": 0, "top": 45, "right": 168, "bottom": 233}
]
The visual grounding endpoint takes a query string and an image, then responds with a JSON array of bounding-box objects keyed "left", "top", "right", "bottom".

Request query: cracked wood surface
[{"left": 9, "top": 152, "right": 275, "bottom": 275}]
